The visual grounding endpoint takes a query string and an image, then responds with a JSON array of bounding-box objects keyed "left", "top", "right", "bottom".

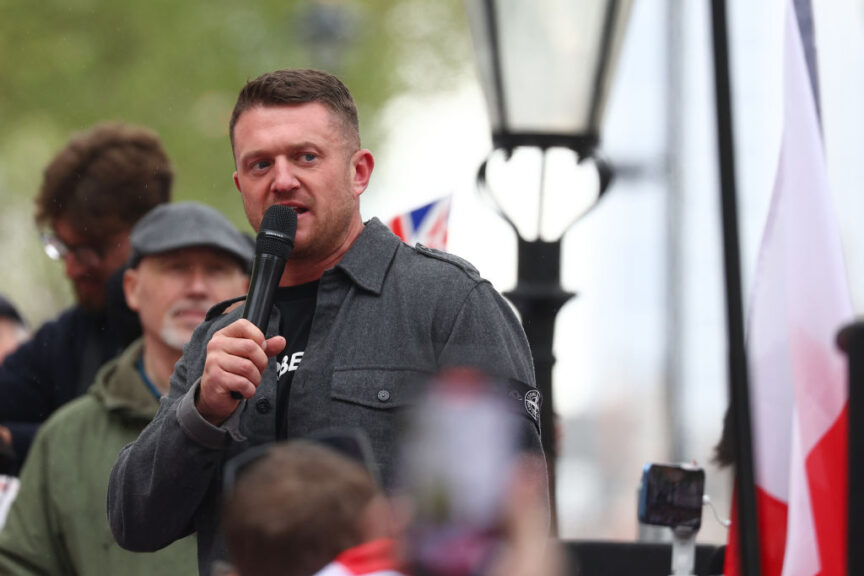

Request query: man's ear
[
  {"left": 233, "top": 171, "right": 241, "bottom": 193},
  {"left": 123, "top": 268, "right": 141, "bottom": 313},
  {"left": 351, "top": 149, "right": 375, "bottom": 198}
]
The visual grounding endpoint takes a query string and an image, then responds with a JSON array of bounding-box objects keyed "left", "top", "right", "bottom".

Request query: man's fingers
[
  {"left": 214, "top": 354, "right": 264, "bottom": 388},
  {"left": 215, "top": 374, "right": 258, "bottom": 399},
  {"left": 219, "top": 318, "right": 266, "bottom": 345},
  {"left": 207, "top": 334, "right": 270, "bottom": 374}
]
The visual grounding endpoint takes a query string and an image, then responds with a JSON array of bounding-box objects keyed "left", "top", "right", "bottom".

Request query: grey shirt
[{"left": 108, "top": 218, "right": 542, "bottom": 575}]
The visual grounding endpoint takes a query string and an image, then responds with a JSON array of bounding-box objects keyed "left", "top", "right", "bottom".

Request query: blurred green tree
[{"left": 0, "top": 0, "right": 469, "bottom": 323}]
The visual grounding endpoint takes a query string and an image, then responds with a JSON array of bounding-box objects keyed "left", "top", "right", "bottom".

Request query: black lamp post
[{"left": 464, "top": 0, "right": 633, "bottom": 530}]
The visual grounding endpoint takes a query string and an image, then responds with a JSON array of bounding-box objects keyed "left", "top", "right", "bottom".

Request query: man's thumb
[{"left": 263, "top": 335, "right": 287, "bottom": 357}]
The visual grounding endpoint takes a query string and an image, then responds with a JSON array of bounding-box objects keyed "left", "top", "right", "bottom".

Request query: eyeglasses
[{"left": 39, "top": 231, "right": 106, "bottom": 268}]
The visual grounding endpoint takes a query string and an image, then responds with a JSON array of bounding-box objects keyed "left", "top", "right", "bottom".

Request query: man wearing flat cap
[{"left": 0, "top": 202, "right": 251, "bottom": 576}]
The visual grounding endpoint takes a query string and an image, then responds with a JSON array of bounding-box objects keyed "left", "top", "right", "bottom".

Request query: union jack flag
[{"left": 387, "top": 196, "right": 451, "bottom": 251}]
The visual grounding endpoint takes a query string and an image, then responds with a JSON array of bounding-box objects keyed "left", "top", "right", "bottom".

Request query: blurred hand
[
  {"left": 487, "top": 456, "right": 566, "bottom": 576},
  {"left": 0, "top": 425, "right": 16, "bottom": 476},
  {"left": 196, "top": 319, "right": 285, "bottom": 426}
]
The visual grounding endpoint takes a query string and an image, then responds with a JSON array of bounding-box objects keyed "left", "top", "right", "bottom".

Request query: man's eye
[
  {"left": 300, "top": 153, "right": 316, "bottom": 162},
  {"left": 161, "top": 262, "right": 188, "bottom": 273},
  {"left": 252, "top": 160, "right": 270, "bottom": 170},
  {"left": 206, "top": 264, "right": 233, "bottom": 277}
]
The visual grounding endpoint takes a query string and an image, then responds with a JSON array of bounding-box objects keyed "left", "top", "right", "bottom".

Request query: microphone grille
[
  {"left": 260, "top": 204, "right": 298, "bottom": 236},
  {"left": 256, "top": 205, "right": 297, "bottom": 259}
]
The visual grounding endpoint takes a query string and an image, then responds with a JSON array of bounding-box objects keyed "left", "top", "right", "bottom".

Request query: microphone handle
[
  {"left": 242, "top": 253, "right": 286, "bottom": 329},
  {"left": 230, "top": 253, "right": 285, "bottom": 399}
]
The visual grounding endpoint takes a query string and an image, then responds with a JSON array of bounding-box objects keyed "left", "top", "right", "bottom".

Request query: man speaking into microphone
[{"left": 108, "top": 69, "right": 544, "bottom": 575}]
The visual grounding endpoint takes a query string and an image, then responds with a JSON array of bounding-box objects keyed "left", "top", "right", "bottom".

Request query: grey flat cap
[{"left": 129, "top": 202, "right": 254, "bottom": 270}]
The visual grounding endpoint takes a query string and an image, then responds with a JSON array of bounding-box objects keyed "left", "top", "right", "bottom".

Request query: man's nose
[
  {"left": 186, "top": 268, "right": 210, "bottom": 296},
  {"left": 63, "top": 251, "right": 90, "bottom": 280},
  {"left": 271, "top": 157, "right": 300, "bottom": 192}
]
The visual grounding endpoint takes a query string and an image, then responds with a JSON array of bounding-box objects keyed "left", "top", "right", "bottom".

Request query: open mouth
[{"left": 280, "top": 204, "right": 308, "bottom": 215}]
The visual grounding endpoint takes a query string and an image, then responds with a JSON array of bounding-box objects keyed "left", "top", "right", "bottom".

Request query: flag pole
[
  {"left": 838, "top": 323, "right": 864, "bottom": 576},
  {"left": 710, "top": 1, "right": 762, "bottom": 575}
]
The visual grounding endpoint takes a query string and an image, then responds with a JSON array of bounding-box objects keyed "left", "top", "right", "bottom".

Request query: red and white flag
[
  {"left": 388, "top": 196, "right": 451, "bottom": 252},
  {"left": 313, "top": 539, "right": 406, "bottom": 576},
  {"left": 725, "top": 2, "right": 852, "bottom": 576}
]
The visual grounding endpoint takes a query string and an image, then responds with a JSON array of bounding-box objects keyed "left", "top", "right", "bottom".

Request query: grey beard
[{"left": 160, "top": 325, "right": 189, "bottom": 353}]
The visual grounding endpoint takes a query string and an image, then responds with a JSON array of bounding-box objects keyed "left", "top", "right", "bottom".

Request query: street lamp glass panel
[
  {"left": 465, "top": 0, "right": 632, "bottom": 139},
  {"left": 499, "top": 0, "right": 605, "bottom": 135}
]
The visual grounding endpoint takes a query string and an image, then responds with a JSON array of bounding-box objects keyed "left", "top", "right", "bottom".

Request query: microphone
[{"left": 231, "top": 205, "right": 297, "bottom": 400}]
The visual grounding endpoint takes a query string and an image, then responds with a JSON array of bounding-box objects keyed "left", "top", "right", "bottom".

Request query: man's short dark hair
[
  {"left": 229, "top": 69, "right": 360, "bottom": 153},
  {"left": 222, "top": 441, "right": 378, "bottom": 576},
  {"left": 35, "top": 123, "right": 173, "bottom": 242}
]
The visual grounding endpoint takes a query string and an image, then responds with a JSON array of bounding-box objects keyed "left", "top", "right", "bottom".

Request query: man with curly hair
[{"left": 0, "top": 123, "right": 172, "bottom": 466}]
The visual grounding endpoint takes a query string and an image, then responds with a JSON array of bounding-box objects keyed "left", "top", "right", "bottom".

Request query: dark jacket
[
  {"left": 0, "top": 268, "right": 140, "bottom": 464},
  {"left": 0, "top": 339, "right": 196, "bottom": 575},
  {"left": 108, "top": 218, "right": 542, "bottom": 575}
]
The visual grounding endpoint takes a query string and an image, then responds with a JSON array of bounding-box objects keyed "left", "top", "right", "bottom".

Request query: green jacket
[{"left": 0, "top": 339, "right": 196, "bottom": 575}]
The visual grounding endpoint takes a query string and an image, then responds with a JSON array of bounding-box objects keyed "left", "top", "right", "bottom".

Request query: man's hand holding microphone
[{"left": 196, "top": 206, "right": 296, "bottom": 426}]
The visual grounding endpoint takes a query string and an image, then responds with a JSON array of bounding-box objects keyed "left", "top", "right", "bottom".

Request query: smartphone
[
  {"left": 397, "top": 368, "right": 521, "bottom": 576},
  {"left": 637, "top": 463, "right": 705, "bottom": 531}
]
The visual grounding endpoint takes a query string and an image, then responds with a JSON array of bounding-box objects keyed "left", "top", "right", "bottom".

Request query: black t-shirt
[{"left": 273, "top": 281, "right": 318, "bottom": 439}]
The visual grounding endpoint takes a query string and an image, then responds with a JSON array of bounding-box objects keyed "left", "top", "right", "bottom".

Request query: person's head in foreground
[
  {"left": 222, "top": 437, "right": 395, "bottom": 576},
  {"left": 36, "top": 122, "right": 173, "bottom": 311}
]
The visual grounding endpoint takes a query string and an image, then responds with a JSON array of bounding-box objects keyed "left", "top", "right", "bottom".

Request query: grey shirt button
[
  {"left": 376, "top": 389, "right": 391, "bottom": 402},
  {"left": 255, "top": 398, "right": 271, "bottom": 414}
]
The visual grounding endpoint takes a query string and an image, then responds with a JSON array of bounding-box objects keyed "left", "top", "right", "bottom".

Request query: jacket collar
[
  {"left": 205, "top": 217, "right": 401, "bottom": 322},
  {"left": 90, "top": 338, "right": 161, "bottom": 421},
  {"left": 333, "top": 218, "right": 401, "bottom": 295}
]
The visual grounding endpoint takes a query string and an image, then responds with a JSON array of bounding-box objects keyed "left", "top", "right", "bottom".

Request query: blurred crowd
[{"left": 0, "top": 68, "right": 560, "bottom": 576}]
